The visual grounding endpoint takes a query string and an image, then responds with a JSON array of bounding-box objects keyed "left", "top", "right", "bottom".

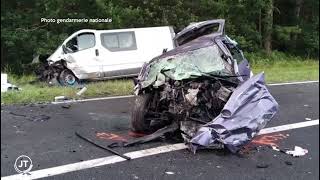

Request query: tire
[
  {"left": 131, "top": 94, "right": 152, "bottom": 132},
  {"left": 58, "top": 69, "right": 79, "bottom": 86}
]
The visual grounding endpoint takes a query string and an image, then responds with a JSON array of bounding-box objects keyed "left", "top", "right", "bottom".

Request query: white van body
[{"left": 48, "top": 26, "right": 175, "bottom": 80}]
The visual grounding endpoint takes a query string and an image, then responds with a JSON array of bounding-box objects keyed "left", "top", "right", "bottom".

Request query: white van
[{"left": 41, "top": 26, "right": 175, "bottom": 85}]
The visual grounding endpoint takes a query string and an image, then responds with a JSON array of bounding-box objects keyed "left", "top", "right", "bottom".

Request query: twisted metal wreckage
[{"left": 129, "top": 19, "right": 279, "bottom": 153}]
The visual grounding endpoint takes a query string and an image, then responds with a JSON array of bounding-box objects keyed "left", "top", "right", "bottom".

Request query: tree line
[{"left": 1, "top": 0, "right": 319, "bottom": 74}]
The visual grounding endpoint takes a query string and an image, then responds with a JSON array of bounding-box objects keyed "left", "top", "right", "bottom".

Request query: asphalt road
[{"left": 1, "top": 82, "right": 319, "bottom": 180}]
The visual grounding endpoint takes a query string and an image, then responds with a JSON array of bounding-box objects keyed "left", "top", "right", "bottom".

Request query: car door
[
  {"left": 64, "top": 32, "right": 103, "bottom": 79},
  {"left": 98, "top": 31, "right": 140, "bottom": 78}
]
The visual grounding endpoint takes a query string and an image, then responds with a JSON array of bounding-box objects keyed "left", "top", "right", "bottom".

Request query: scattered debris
[
  {"left": 54, "top": 96, "right": 69, "bottom": 102},
  {"left": 271, "top": 146, "right": 281, "bottom": 152},
  {"left": 285, "top": 146, "right": 308, "bottom": 157},
  {"left": 29, "top": 115, "right": 51, "bottom": 122},
  {"left": 13, "top": 125, "right": 24, "bottom": 134},
  {"left": 61, "top": 104, "right": 71, "bottom": 109},
  {"left": 256, "top": 163, "right": 270, "bottom": 168},
  {"left": 303, "top": 104, "right": 309, "bottom": 107},
  {"left": 305, "top": 118, "right": 312, "bottom": 121},
  {"left": 75, "top": 131, "right": 131, "bottom": 160},
  {"left": 271, "top": 145, "right": 308, "bottom": 157},
  {"left": 8, "top": 111, "right": 50, "bottom": 122},
  {"left": 124, "top": 123, "right": 179, "bottom": 147},
  {"left": 132, "top": 174, "right": 139, "bottom": 179},
  {"left": 285, "top": 161, "right": 293, "bottom": 166},
  {"left": 9, "top": 112, "right": 27, "bottom": 117},
  {"left": 165, "top": 171, "right": 175, "bottom": 175},
  {"left": 76, "top": 87, "right": 87, "bottom": 96},
  {"left": 1, "top": 73, "right": 20, "bottom": 92}
]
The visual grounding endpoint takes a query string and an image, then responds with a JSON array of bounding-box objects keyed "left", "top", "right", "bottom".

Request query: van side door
[
  {"left": 64, "top": 32, "right": 103, "bottom": 79},
  {"left": 98, "top": 31, "right": 140, "bottom": 78}
]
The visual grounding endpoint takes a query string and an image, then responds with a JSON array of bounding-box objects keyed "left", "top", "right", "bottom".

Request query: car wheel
[
  {"left": 59, "top": 69, "right": 79, "bottom": 86},
  {"left": 131, "top": 94, "right": 152, "bottom": 132}
]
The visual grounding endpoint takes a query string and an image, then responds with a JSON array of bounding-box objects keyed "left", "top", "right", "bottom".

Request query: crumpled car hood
[
  {"left": 140, "top": 44, "right": 233, "bottom": 88},
  {"left": 190, "top": 72, "right": 279, "bottom": 153}
]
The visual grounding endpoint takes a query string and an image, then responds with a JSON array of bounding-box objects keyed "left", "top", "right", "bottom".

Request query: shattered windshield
[{"left": 141, "top": 45, "right": 232, "bottom": 88}]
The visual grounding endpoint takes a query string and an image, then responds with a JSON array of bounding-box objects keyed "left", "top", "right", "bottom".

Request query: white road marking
[
  {"left": 51, "top": 95, "right": 134, "bottom": 104},
  {"left": 2, "top": 119, "right": 318, "bottom": 180},
  {"left": 51, "top": 80, "right": 319, "bottom": 104},
  {"left": 268, "top": 80, "right": 318, "bottom": 86},
  {"left": 258, "top": 119, "right": 319, "bottom": 135}
]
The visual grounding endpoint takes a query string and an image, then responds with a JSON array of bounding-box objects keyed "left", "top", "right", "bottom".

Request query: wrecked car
[
  {"left": 35, "top": 27, "right": 175, "bottom": 86},
  {"left": 131, "top": 19, "right": 279, "bottom": 153}
]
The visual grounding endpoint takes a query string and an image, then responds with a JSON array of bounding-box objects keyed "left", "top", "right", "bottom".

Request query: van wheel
[
  {"left": 131, "top": 94, "right": 152, "bottom": 132},
  {"left": 59, "top": 69, "right": 79, "bottom": 86}
]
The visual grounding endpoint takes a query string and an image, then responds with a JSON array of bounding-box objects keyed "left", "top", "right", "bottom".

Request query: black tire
[
  {"left": 131, "top": 94, "right": 152, "bottom": 132},
  {"left": 58, "top": 69, "right": 79, "bottom": 86}
]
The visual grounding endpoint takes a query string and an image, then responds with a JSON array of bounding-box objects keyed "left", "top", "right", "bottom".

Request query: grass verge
[
  {"left": 1, "top": 78, "right": 133, "bottom": 105},
  {"left": 1, "top": 52, "right": 319, "bottom": 105}
]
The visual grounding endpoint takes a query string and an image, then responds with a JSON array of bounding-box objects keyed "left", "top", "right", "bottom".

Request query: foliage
[{"left": 1, "top": 0, "right": 319, "bottom": 74}]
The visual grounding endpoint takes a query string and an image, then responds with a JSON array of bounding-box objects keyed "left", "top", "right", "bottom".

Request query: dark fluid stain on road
[
  {"left": 96, "top": 132, "right": 128, "bottom": 142},
  {"left": 251, "top": 133, "right": 288, "bottom": 146},
  {"left": 240, "top": 133, "right": 288, "bottom": 154}
]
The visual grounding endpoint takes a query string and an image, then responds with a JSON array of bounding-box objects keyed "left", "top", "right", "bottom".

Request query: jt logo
[
  {"left": 18, "top": 160, "right": 30, "bottom": 168},
  {"left": 14, "top": 155, "right": 33, "bottom": 174}
]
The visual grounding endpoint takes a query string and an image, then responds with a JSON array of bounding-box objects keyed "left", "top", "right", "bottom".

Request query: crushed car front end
[{"left": 131, "top": 19, "right": 279, "bottom": 153}]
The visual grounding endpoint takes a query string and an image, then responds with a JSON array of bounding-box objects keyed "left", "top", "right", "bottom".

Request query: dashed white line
[{"left": 2, "top": 119, "right": 318, "bottom": 180}]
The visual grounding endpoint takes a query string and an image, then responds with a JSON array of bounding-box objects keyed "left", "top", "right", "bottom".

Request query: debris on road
[
  {"left": 28, "top": 115, "right": 51, "bottom": 122},
  {"left": 305, "top": 118, "right": 312, "bottom": 121},
  {"left": 130, "top": 19, "right": 279, "bottom": 153},
  {"left": 8, "top": 111, "right": 27, "bottom": 117},
  {"left": 285, "top": 146, "right": 308, "bottom": 157},
  {"left": 256, "top": 163, "right": 270, "bottom": 168},
  {"left": 54, "top": 96, "right": 70, "bottom": 102},
  {"left": 271, "top": 145, "right": 308, "bottom": 157},
  {"left": 76, "top": 87, "right": 87, "bottom": 96},
  {"left": 285, "top": 161, "right": 293, "bottom": 166},
  {"left": 124, "top": 123, "right": 179, "bottom": 147},
  {"left": 1, "top": 73, "right": 20, "bottom": 92},
  {"left": 61, "top": 104, "right": 72, "bottom": 109},
  {"left": 132, "top": 174, "right": 139, "bottom": 179},
  {"left": 165, "top": 171, "right": 175, "bottom": 175},
  {"left": 8, "top": 111, "right": 50, "bottom": 122},
  {"left": 75, "top": 131, "right": 131, "bottom": 160}
]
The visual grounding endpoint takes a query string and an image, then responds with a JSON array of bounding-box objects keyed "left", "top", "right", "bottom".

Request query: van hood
[{"left": 47, "top": 45, "right": 64, "bottom": 63}]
